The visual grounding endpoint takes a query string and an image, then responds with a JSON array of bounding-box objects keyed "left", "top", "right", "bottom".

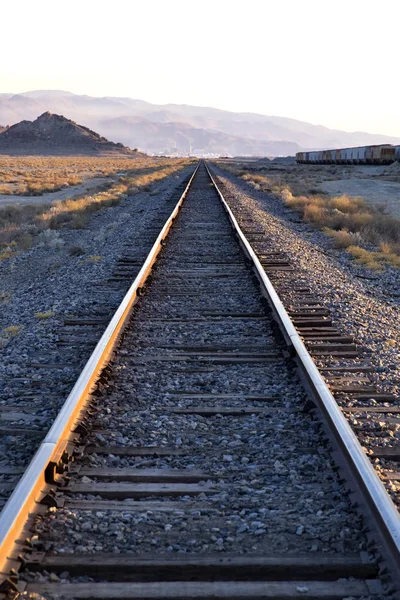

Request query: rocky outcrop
[{"left": 0, "top": 112, "right": 139, "bottom": 155}]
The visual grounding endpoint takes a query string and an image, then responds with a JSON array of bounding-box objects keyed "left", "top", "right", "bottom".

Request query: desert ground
[
  {"left": 0, "top": 176, "right": 112, "bottom": 207},
  {"left": 317, "top": 163, "right": 400, "bottom": 218},
  {"left": 217, "top": 158, "right": 400, "bottom": 270},
  {"left": 224, "top": 160, "right": 400, "bottom": 218},
  {"left": 0, "top": 155, "right": 152, "bottom": 198}
]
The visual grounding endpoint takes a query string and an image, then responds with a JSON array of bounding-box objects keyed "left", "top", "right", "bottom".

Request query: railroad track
[{"left": 0, "top": 163, "right": 399, "bottom": 598}]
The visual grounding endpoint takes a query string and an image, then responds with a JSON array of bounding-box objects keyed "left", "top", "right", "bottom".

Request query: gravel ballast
[
  {"left": 210, "top": 163, "right": 400, "bottom": 504},
  {"left": 0, "top": 164, "right": 194, "bottom": 501}
]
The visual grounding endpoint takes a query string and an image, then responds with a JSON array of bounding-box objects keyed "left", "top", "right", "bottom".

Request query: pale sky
[{"left": 1, "top": 0, "right": 399, "bottom": 137}]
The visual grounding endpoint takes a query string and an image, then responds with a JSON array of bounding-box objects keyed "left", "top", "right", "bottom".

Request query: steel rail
[
  {"left": 205, "top": 162, "right": 400, "bottom": 587},
  {"left": 0, "top": 162, "right": 200, "bottom": 579}
]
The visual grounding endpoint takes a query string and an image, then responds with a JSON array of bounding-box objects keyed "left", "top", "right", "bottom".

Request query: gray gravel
[
  {"left": 210, "top": 163, "right": 400, "bottom": 505},
  {"left": 0, "top": 165, "right": 194, "bottom": 504}
]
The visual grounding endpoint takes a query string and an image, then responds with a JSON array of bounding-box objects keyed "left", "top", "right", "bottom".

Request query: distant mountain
[
  {"left": 0, "top": 112, "right": 138, "bottom": 155},
  {"left": 0, "top": 90, "right": 399, "bottom": 156},
  {"left": 97, "top": 116, "right": 301, "bottom": 156}
]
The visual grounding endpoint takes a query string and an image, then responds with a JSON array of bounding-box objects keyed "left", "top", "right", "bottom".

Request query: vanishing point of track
[{"left": 0, "top": 163, "right": 399, "bottom": 598}]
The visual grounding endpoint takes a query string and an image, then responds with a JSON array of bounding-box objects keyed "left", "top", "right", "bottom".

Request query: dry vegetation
[
  {"left": 0, "top": 323, "right": 23, "bottom": 348},
  {"left": 1, "top": 325, "right": 22, "bottom": 338},
  {"left": 35, "top": 311, "right": 55, "bottom": 319},
  {"left": 0, "top": 156, "right": 154, "bottom": 196},
  {"left": 0, "top": 157, "right": 193, "bottom": 261},
  {"left": 221, "top": 162, "right": 400, "bottom": 270}
]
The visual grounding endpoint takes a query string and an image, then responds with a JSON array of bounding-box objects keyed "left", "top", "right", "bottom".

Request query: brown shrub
[
  {"left": 328, "top": 195, "right": 366, "bottom": 213},
  {"left": 347, "top": 246, "right": 400, "bottom": 270},
  {"left": 303, "top": 204, "right": 326, "bottom": 224},
  {"left": 363, "top": 216, "right": 400, "bottom": 247},
  {"left": 15, "top": 233, "right": 33, "bottom": 250},
  {"left": 323, "top": 228, "right": 359, "bottom": 248},
  {"left": 224, "top": 160, "right": 400, "bottom": 270}
]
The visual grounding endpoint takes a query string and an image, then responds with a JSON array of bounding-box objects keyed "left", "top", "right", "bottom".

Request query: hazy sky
[{"left": 1, "top": 0, "right": 399, "bottom": 136}]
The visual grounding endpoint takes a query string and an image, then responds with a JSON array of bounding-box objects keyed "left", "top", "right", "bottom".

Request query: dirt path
[
  {"left": 320, "top": 178, "right": 400, "bottom": 218},
  {"left": 0, "top": 176, "right": 113, "bottom": 207}
]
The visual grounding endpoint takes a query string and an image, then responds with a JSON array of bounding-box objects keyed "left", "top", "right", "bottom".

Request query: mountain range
[{"left": 0, "top": 90, "right": 399, "bottom": 156}]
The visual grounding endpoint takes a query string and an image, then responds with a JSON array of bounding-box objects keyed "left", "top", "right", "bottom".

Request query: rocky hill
[{"left": 0, "top": 112, "right": 138, "bottom": 155}]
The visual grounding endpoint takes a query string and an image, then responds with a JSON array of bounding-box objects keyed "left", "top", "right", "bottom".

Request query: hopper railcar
[{"left": 296, "top": 144, "right": 399, "bottom": 165}]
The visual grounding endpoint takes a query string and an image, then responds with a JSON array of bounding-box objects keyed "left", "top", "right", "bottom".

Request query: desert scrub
[
  {"left": 283, "top": 193, "right": 400, "bottom": 268},
  {"left": 0, "top": 241, "right": 18, "bottom": 261},
  {"left": 0, "top": 155, "right": 155, "bottom": 196},
  {"left": 347, "top": 246, "right": 400, "bottom": 270},
  {"left": 87, "top": 255, "right": 103, "bottom": 263},
  {"left": 93, "top": 223, "right": 118, "bottom": 243},
  {"left": 280, "top": 192, "right": 399, "bottom": 254},
  {"left": 37, "top": 230, "right": 65, "bottom": 249},
  {"left": 0, "top": 157, "right": 193, "bottom": 259},
  {"left": 1, "top": 325, "right": 22, "bottom": 338},
  {"left": 221, "top": 161, "right": 400, "bottom": 270},
  {"left": 35, "top": 311, "right": 55, "bottom": 319},
  {"left": 0, "top": 156, "right": 193, "bottom": 197},
  {"left": 323, "top": 228, "right": 360, "bottom": 249}
]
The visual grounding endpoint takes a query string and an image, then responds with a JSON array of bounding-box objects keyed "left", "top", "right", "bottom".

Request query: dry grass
[
  {"left": 0, "top": 155, "right": 162, "bottom": 196},
  {"left": 0, "top": 158, "right": 193, "bottom": 260},
  {"left": 0, "top": 323, "right": 23, "bottom": 347},
  {"left": 35, "top": 311, "right": 54, "bottom": 319},
  {"left": 281, "top": 192, "right": 400, "bottom": 257},
  {"left": 347, "top": 246, "right": 400, "bottom": 270},
  {"left": 0, "top": 243, "right": 17, "bottom": 261},
  {"left": 328, "top": 195, "right": 366, "bottom": 213},
  {"left": 220, "top": 161, "right": 400, "bottom": 270},
  {"left": 323, "top": 228, "right": 360, "bottom": 249},
  {"left": 1, "top": 325, "right": 22, "bottom": 337},
  {"left": 241, "top": 173, "right": 273, "bottom": 190},
  {"left": 87, "top": 255, "right": 103, "bottom": 263},
  {"left": 223, "top": 162, "right": 339, "bottom": 198}
]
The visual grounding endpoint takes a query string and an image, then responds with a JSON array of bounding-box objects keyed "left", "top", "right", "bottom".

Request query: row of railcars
[{"left": 296, "top": 144, "right": 400, "bottom": 165}]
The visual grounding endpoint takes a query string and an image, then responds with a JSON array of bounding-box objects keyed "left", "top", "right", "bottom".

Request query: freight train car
[{"left": 296, "top": 145, "right": 397, "bottom": 165}]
